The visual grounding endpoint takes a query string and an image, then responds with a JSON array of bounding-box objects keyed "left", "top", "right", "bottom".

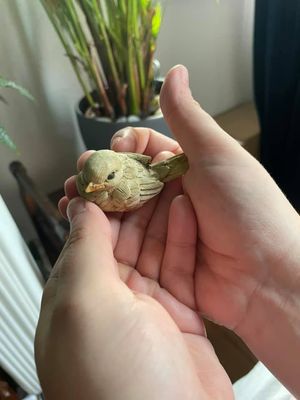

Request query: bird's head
[{"left": 80, "top": 150, "right": 124, "bottom": 193}]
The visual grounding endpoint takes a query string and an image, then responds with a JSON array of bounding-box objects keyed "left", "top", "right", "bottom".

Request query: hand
[
  {"left": 35, "top": 148, "right": 233, "bottom": 398},
  {"left": 109, "top": 65, "right": 300, "bottom": 397}
]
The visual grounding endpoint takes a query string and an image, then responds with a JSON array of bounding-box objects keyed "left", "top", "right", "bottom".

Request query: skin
[{"left": 35, "top": 65, "right": 300, "bottom": 399}]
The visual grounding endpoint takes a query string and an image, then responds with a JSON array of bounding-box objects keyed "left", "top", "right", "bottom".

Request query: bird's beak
[{"left": 85, "top": 182, "right": 106, "bottom": 193}]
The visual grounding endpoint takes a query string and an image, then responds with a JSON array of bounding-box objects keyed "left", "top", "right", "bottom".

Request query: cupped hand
[
  {"left": 105, "top": 65, "right": 300, "bottom": 397},
  {"left": 160, "top": 67, "right": 300, "bottom": 399},
  {"left": 35, "top": 138, "right": 233, "bottom": 398},
  {"left": 161, "top": 66, "right": 300, "bottom": 333},
  {"left": 35, "top": 63, "right": 300, "bottom": 399},
  {"left": 109, "top": 66, "right": 300, "bottom": 334}
]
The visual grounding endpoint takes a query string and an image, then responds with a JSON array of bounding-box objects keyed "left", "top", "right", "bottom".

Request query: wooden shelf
[{"left": 215, "top": 102, "right": 260, "bottom": 159}]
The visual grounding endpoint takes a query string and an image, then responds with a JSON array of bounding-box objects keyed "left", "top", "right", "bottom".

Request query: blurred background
[
  {"left": 0, "top": 0, "right": 255, "bottom": 241},
  {"left": 2, "top": 0, "right": 300, "bottom": 398}
]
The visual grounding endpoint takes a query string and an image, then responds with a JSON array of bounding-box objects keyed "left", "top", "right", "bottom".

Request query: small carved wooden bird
[{"left": 76, "top": 150, "right": 189, "bottom": 212}]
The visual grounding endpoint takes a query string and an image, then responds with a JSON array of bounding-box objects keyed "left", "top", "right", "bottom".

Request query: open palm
[
  {"left": 59, "top": 147, "right": 199, "bottom": 328},
  {"left": 59, "top": 126, "right": 265, "bottom": 342},
  {"left": 40, "top": 65, "right": 300, "bottom": 398},
  {"left": 58, "top": 145, "right": 234, "bottom": 399}
]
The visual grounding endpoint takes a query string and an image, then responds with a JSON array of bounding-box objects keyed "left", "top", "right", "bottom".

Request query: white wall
[
  {"left": 0, "top": 0, "right": 254, "bottom": 240},
  {"left": 156, "top": 0, "right": 255, "bottom": 114}
]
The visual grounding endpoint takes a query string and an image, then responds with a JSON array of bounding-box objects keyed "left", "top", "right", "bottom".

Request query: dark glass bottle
[{"left": 9, "top": 161, "right": 69, "bottom": 279}]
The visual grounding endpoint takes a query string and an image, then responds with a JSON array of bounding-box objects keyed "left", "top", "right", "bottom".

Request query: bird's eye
[{"left": 107, "top": 171, "right": 115, "bottom": 180}]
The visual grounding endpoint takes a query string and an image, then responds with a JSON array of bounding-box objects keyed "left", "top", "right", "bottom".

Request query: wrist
[{"left": 235, "top": 248, "right": 300, "bottom": 398}]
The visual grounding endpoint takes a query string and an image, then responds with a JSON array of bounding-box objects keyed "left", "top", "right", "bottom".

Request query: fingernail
[
  {"left": 170, "top": 64, "right": 189, "bottom": 89},
  {"left": 111, "top": 127, "right": 136, "bottom": 151},
  {"left": 176, "top": 64, "right": 189, "bottom": 84},
  {"left": 110, "top": 136, "right": 123, "bottom": 149},
  {"left": 67, "top": 197, "right": 86, "bottom": 222}
]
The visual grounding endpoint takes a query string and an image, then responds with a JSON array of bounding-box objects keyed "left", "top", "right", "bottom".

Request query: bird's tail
[{"left": 151, "top": 153, "right": 189, "bottom": 183}]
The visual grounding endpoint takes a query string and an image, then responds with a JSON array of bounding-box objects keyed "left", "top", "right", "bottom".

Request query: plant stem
[
  {"left": 93, "top": 0, "right": 127, "bottom": 115},
  {"left": 133, "top": 2, "right": 146, "bottom": 94},
  {"left": 65, "top": 0, "right": 114, "bottom": 117},
  {"left": 41, "top": 0, "right": 96, "bottom": 108},
  {"left": 127, "top": 0, "right": 140, "bottom": 115},
  {"left": 40, "top": 0, "right": 162, "bottom": 119}
]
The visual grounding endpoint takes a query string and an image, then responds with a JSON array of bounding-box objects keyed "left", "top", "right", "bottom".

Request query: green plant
[
  {"left": 0, "top": 77, "right": 34, "bottom": 150},
  {"left": 40, "top": 0, "right": 162, "bottom": 120}
]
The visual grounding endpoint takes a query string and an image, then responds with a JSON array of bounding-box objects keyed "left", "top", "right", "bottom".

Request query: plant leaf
[
  {"left": 0, "top": 125, "right": 17, "bottom": 151},
  {"left": 141, "top": 0, "right": 151, "bottom": 11},
  {"left": 0, "top": 77, "right": 34, "bottom": 101},
  {"left": 40, "top": 0, "right": 162, "bottom": 119},
  {"left": 152, "top": 3, "right": 162, "bottom": 39}
]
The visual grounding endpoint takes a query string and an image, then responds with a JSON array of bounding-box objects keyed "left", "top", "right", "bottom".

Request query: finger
[
  {"left": 114, "top": 196, "right": 159, "bottom": 267},
  {"left": 136, "top": 179, "right": 182, "bottom": 280},
  {"left": 111, "top": 126, "right": 182, "bottom": 157},
  {"left": 59, "top": 193, "right": 121, "bottom": 249},
  {"left": 151, "top": 150, "right": 175, "bottom": 163},
  {"left": 63, "top": 172, "right": 122, "bottom": 248},
  {"left": 64, "top": 176, "right": 78, "bottom": 199},
  {"left": 160, "top": 195, "right": 197, "bottom": 310},
  {"left": 153, "top": 287, "right": 205, "bottom": 336},
  {"left": 58, "top": 196, "right": 69, "bottom": 219},
  {"left": 45, "top": 198, "right": 120, "bottom": 307},
  {"left": 77, "top": 150, "right": 95, "bottom": 172},
  {"left": 119, "top": 263, "right": 205, "bottom": 335},
  {"left": 160, "top": 65, "right": 241, "bottom": 163},
  {"left": 107, "top": 213, "right": 122, "bottom": 250},
  {"left": 114, "top": 151, "right": 176, "bottom": 267}
]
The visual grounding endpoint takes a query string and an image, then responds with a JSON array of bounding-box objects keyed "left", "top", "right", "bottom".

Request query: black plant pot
[{"left": 76, "top": 89, "right": 172, "bottom": 150}]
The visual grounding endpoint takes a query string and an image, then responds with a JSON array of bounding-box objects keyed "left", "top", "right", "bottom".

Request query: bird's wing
[
  {"left": 138, "top": 176, "right": 164, "bottom": 202},
  {"left": 123, "top": 159, "right": 163, "bottom": 204},
  {"left": 112, "top": 181, "right": 131, "bottom": 202},
  {"left": 124, "top": 152, "right": 152, "bottom": 165}
]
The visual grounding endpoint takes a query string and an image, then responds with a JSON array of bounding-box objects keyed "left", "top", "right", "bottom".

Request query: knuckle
[
  {"left": 67, "top": 224, "right": 86, "bottom": 248},
  {"left": 52, "top": 223, "right": 87, "bottom": 267}
]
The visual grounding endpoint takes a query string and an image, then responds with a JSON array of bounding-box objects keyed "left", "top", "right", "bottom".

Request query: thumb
[
  {"left": 52, "top": 198, "right": 119, "bottom": 300},
  {"left": 160, "top": 65, "right": 241, "bottom": 162}
]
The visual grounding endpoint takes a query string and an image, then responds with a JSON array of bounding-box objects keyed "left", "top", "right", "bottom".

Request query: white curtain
[
  {"left": 233, "top": 362, "right": 296, "bottom": 400},
  {"left": 0, "top": 196, "right": 42, "bottom": 394}
]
